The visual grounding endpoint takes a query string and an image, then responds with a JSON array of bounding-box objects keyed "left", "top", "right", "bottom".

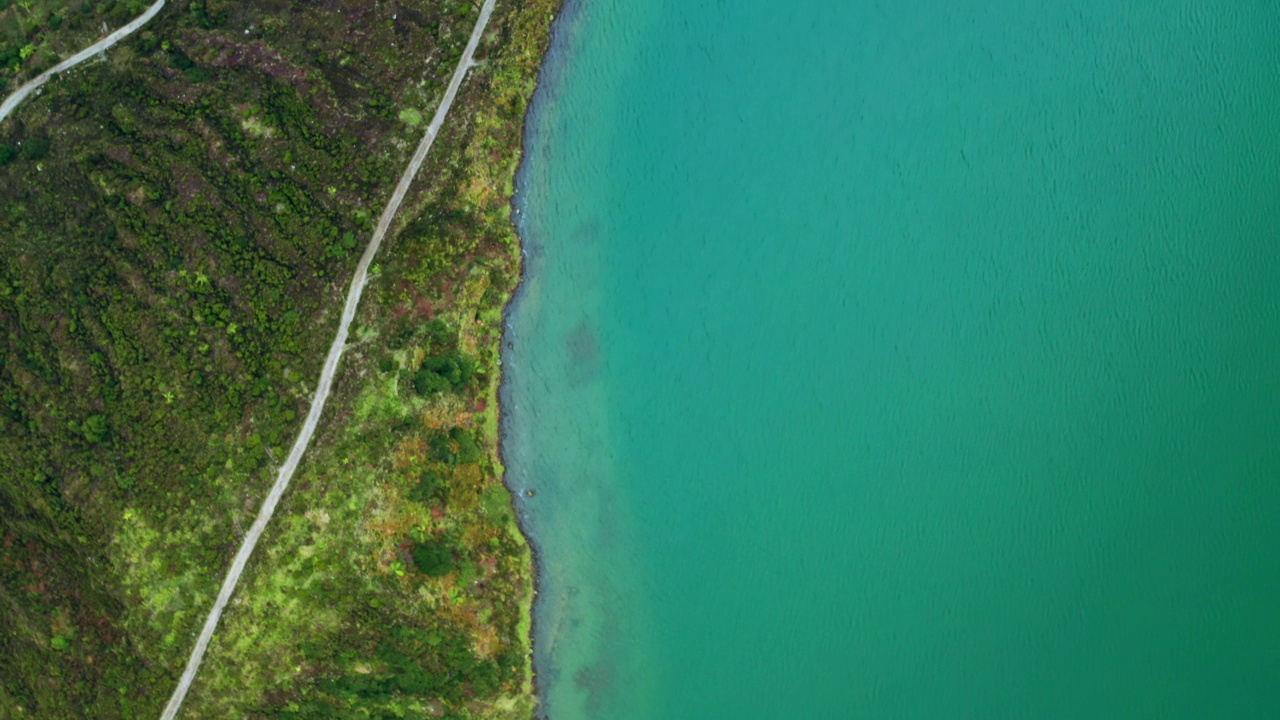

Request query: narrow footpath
[
  {"left": 157, "top": 0, "right": 499, "bottom": 717},
  {"left": 0, "top": 0, "right": 167, "bottom": 123}
]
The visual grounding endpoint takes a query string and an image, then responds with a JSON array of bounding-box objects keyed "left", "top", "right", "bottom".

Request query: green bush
[
  {"left": 412, "top": 350, "right": 475, "bottom": 396},
  {"left": 411, "top": 539, "right": 456, "bottom": 577},
  {"left": 168, "top": 48, "right": 194, "bottom": 70},
  {"left": 81, "top": 414, "right": 109, "bottom": 444},
  {"left": 425, "top": 318, "right": 453, "bottom": 350},
  {"left": 452, "top": 427, "right": 480, "bottom": 463},
  {"left": 22, "top": 137, "right": 50, "bottom": 161},
  {"left": 0, "top": 145, "right": 16, "bottom": 165},
  {"left": 427, "top": 431, "right": 455, "bottom": 464},
  {"left": 407, "top": 467, "right": 448, "bottom": 504},
  {"left": 393, "top": 668, "right": 441, "bottom": 695}
]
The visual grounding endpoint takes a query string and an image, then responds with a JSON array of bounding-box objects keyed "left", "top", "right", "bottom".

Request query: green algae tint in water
[{"left": 503, "top": 1, "right": 1280, "bottom": 718}]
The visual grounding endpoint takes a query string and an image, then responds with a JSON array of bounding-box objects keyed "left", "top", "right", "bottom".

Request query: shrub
[
  {"left": 407, "top": 468, "right": 447, "bottom": 504},
  {"left": 412, "top": 350, "right": 475, "bottom": 396},
  {"left": 427, "top": 431, "right": 455, "bottom": 464},
  {"left": 451, "top": 427, "right": 480, "bottom": 463},
  {"left": 168, "top": 48, "right": 194, "bottom": 70},
  {"left": 22, "top": 137, "right": 50, "bottom": 161},
  {"left": 411, "top": 539, "right": 456, "bottom": 577},
  {"left": 81, "top": 414, "right": 109, "bottom": 444},
  {"left": 424, "top": 318, "right": 453, "bottom": 350}
]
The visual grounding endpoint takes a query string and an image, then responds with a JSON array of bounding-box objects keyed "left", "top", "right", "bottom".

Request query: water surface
[{"left": 504, "top": 2, "right": 1280, "bottom": 718}]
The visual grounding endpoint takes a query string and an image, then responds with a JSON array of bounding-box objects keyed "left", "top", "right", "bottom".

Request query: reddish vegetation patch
[
  {"left": 171, "top": 164, "right": 215, "bottom": 207},
  {"left": 395, "top": 436, "right": 429, "bottom": 470},
  {"left": 205, "top": 35, "right": 311, "bottom": 87},
  {"left": 148, "top": 66, "right": 205, "bottom": 105},
  {"left": 105, "top": 145, "right": 134, "bottom": 165},
  {"left": 338, "top": 0, "right": 374, "bottom": 25}
]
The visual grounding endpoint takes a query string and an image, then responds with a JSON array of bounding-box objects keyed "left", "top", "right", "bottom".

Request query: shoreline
[{"left": 496, "top": 0, "right": 583, "bottom": 716}]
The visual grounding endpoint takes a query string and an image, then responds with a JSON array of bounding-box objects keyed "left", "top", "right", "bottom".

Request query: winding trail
[
  {"left": 158, "top": 1, "right": 498, "bottom": 717},
  {"left": 0, "top": 0, "right": 167, "bottom": 123}
]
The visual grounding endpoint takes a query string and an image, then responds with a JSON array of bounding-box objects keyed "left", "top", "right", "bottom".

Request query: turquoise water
[{"left": 502, "top": 1, "right": 1280, "bottom": 718}]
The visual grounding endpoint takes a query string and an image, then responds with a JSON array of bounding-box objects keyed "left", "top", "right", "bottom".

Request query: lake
[{"left": 502, "top": 1, "right": 1280, "bottom": 717}]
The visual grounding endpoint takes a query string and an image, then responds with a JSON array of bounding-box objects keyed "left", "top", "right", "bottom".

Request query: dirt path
[
  {"left": 0, "top": 0, "right": 167, "bottom": 123},
  {"left": 157, "top": 1, "right": 498, "bottom": 717}
]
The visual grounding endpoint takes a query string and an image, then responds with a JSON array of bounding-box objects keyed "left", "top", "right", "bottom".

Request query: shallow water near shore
[{"left": 503, "top": 1, "right": 1280, "bottom": 718}]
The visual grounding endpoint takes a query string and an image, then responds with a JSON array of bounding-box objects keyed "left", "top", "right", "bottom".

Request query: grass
[{"left": 399, "top": 107, "right": 424, "bottom": 127}]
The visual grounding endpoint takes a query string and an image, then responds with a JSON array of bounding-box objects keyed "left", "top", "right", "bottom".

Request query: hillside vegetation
[{"left": 0, "top": 0, "right": 556, "bottom": 716}]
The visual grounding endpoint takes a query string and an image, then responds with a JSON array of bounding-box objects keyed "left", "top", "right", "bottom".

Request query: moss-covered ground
[{"left": 0, "top": 0, "right": 557, "bottom": 716}]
